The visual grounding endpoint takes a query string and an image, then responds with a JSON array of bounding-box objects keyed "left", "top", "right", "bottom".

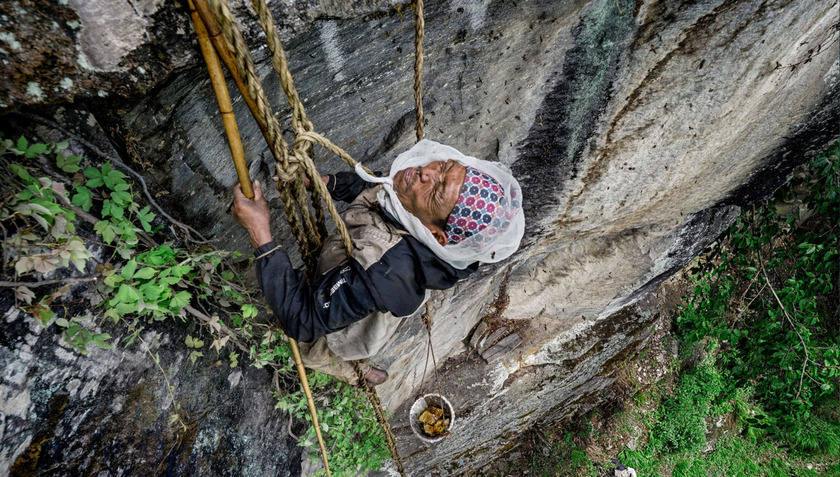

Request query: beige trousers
[{"left": 297, "top": 337, "right": 370, "bottom": 386}]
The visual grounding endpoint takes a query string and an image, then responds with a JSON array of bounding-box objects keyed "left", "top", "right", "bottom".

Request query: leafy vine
[{"left": 0, "top": 132, "right": 388, "bottom": 475}]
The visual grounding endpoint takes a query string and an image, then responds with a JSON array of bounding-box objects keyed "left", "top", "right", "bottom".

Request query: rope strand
[
  {"left": 196, "top": 1, "right": 429, "bottom": 473},
  {"left": 251, "top": 0, "right": 314, "bottom": 135},
  {"left": 208, "top": 0, "right": 330, "bottom": 264},
  {"left": 353, "top": 362, "right": 407, "bottom": 477},
  {"left": 413, "top": 0, "right": 425, "bottom": 142}
]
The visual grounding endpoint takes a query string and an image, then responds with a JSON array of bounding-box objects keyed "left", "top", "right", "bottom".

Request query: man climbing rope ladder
[{"left": 232, "top": 139, "right": 525, "bottom": 387}]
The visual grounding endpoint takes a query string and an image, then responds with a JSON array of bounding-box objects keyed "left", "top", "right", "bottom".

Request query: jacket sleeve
[
  {"left": 254, "top": 236, "right": 472, "bottom": 343},
  {"left": 254, "top": 241, "right": 385, "bottom": 342},
  {"left": 325, "top": 171, "right": 381, "bottom": 203}
]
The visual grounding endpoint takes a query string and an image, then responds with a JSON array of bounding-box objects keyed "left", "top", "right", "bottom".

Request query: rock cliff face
[{"left": 1, "top": 0, "right": 838, "bottom": 475}]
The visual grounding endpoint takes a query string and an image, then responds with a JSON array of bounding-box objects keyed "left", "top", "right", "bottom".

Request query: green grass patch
[{"left": 519, "top": 142, "right": 840, "bottom": 476}]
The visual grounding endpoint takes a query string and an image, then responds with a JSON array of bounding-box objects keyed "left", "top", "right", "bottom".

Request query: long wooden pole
[
  {"left": 188, "top": 0, "right": 252, "bottom": 199},
  {"left": 192, "top": 0, "right": 280, "bottom": 163},
  {"left": 287, "top": 338, "right": 333, "bottom": 476},
  {"left": 188, "top": 3, "right": 331, "bottom": 476}
]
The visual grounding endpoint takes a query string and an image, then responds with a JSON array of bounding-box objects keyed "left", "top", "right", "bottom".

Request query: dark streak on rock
[
  {"left": 513, "top": 0, "right": 636, "bottom": 238},
  {"left": 615, "top": 204, "right": 740, "bottom": 310},
  {"left": 605, "top": 1, "right": 735, "bottom": 151},
  {"left": 366, "top": 106, "right": 415, "bottom": 161},
  {"left": 721, "top": 88, "right": 840, "bottom": 206}
]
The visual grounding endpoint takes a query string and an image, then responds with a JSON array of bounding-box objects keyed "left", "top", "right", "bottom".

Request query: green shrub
[
  {"left": 617, "top": 142, "right": 839, "bottom": 475},
  {"left": 649, "top": 359, "right": 724, "bottom": 454},
  {"left": 676, "top": 142, "right": 840, "bottom": 444},
  {"left": 789, "top": 415, "right": 840, "bottom": 455},
  {"left": 0, "top": 133, "right": 388, "bottom": 475},
  {"left": 276, "top": 371, "right": 389, "bottom": 476}
]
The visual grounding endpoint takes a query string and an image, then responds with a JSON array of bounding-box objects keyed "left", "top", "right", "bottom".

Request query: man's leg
[
  {"left": 297, "top": 337, "right": 388, "bottom": 386},
  {"left": 297, "top": 337, "right": 368, "bottom": 386}
]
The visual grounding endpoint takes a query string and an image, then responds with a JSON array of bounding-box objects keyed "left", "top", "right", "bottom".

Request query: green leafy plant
[
  {"left": 676, "top": 142, "right": 839, "bottom": 442},
  {"left": 619, "top": 142, "right": 840, "bottom": 473},
  {"left": 275, "top": 371, "right": 389, "bottom": 476},
  {"left": 1, "top": 133, "right": 266, "bottom": 359},
  {"left": 527, "top": 142, "right": 839, "bottom": 476},
  {"left": 1, "top": 132, "right": 389, "bottom": 475},
  {"left": 648, "top": 357, "right": 726, "bottom": 454}
]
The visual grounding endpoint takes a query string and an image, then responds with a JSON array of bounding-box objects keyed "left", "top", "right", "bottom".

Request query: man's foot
[{"left": 364, "top": 367, "right": 389, "bottom": 387}]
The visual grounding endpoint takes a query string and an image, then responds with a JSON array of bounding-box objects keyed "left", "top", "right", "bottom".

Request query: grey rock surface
[
  {"left": 0, "top": 0, "right": 405, "bottom": 109},
  {"left": 1, "top": 0, "right": 838, "bottom": 475},
  {"left": 0, "top": 300, "right": 301, "bottom": 476}
]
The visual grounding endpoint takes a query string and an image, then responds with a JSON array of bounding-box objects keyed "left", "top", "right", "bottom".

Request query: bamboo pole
[
  {"left": 191, "top": 0, "right": 280, "bottom": 163},
  {"left": 188, "top": 0, "right": 252, "bottom": 199},
  {"left": 188, "top": 4, "right": 332, "bottom": 476},
  {"left": 288, "top": 338, "right": 333, "bottom": 477}
]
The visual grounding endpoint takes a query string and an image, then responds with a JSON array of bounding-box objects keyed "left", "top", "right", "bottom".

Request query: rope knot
[
  {"left": 274, "top": 159, "right": 300, "bottom": 184},
  {"left": 422, "top": 303, "right": 433, "bottom": 330}
]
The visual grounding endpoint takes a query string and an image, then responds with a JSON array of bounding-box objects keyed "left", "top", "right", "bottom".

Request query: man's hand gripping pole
[{"left": 189, "top": 3, "right": 331, "bottom": 474}]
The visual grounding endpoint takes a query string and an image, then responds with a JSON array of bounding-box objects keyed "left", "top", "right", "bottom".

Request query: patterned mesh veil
[{"left": 355, "top": 139, "right": 525, "bottom": 269}]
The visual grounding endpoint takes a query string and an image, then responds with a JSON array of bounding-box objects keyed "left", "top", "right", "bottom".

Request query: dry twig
[
  {"left": 0, "top": 276, "right": 99, "bottom": 287},
  {"left": 757, "top": 251, "right": 810, "bottom": 400},
  {"left": 16, "top": 112, "right": 211, "bottom": 244}
]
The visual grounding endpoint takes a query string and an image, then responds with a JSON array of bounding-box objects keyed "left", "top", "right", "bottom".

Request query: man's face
[{"left": 393, "top": 159, "right": 467, "bottom": 246}]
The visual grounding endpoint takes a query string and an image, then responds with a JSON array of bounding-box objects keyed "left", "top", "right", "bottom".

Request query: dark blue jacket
[{"left": 255, "top": 172, "right": 476, "bottom": 343}]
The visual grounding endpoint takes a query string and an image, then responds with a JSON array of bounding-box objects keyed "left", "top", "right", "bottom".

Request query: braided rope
[
  {"left": 209, "top": 0, "right": 336, "bottom": 264},
  {"left": 250, "top": 0, "right": 314, "bottom": 136},
  {"left": 251, "top": 0, "right": 317, "bottom": 197},
  {"left": 309, "top": 173, "right": 329, "bottom": 241},
  {"left": 292, "top": 147, "right": 352, "bottom": 253},
  {"left": 202, "top": 1, "right": 425, "bottom": 473},
  {"left": 294, "top": 131, "right": 374, "bottom": 175},
  {"left": 251, "top": 0, "right": 375, "bottom": 243},
  {"left": 353, "top": 361, "right": 407, "bottom": 477},
  {"left": 413, "top": 0, "right": 425, "bottom": 142},
  {"left": 209, "top": 0, "right": 286, "bottom": 165}
]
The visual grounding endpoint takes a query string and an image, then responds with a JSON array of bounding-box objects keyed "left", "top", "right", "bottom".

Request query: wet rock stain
[{"left": 10, "top": 394, "right": 68, "bottom": 477}]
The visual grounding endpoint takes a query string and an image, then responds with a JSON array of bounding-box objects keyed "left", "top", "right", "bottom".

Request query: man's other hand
[
  {"left": 231, "top": 180, "right": 273, "bottom": 249},
  {"left": 276, "top": 174, "right": 329, "bottom": 190}
]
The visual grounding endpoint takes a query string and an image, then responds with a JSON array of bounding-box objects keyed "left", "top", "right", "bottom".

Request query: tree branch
[
  {"left": 273, "top": 370, "right": 300, "bottom": 441},
  {"left": 53, "top": 190, "right": 99, "bottom": 225},
  {"left": 183, "top": 304, "right": 249, "bottom": 355},
  {"left": 731, "top": 281, "right": 766, "bottom": 330},
  {"left": 17, "top": 112, "right": 211, "bottom": 244},
  {"left": 757, "top": 250, "right": 809, "bottom": 400},
  {"left": 0, "top": 276, "right": 99, "bottom": 287},
  {"left": 0, "top": 222, "right": 8, "bottom": 272}
]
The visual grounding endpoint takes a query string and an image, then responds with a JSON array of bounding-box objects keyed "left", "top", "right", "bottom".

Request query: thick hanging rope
[
  {"left": 248, "top": 0, "right": 331, "bottom": 242},
  {"left": 231, "top": 6, "right": 407, "bottom": 475},
  {"left": 350, "top": 3, "right": 430, "bottom": 474},
  {"left": 243, "top": 0, "right": 375, "bottom": 175},
  {"left": 353, "top": 362, "right": 407, "bottom": 476},
  {"left": 192, "top": 0, "right": 434, "bottom": 474},
  {"left": 414, "top": 0, "right": 425, "bottom": 142},
  {"left": 192, "top": 3, "right": 332, "bottom": 475},
  {"left": 196, "top": 1, "right": 407, "bottom": 475},
  {"left": 250, "top": 0, "right": 312, "bottom": 137},
  {"left": 212, "top": 0, "right": 323, "bottom": 267},
  {"left": 200, "top": 3, "right": 315, "bottom": 268}
]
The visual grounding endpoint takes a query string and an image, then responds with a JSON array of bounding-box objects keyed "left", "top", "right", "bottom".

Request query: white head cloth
[{"left": 354, "top": 139, "right": 525, "bottom": 269}]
